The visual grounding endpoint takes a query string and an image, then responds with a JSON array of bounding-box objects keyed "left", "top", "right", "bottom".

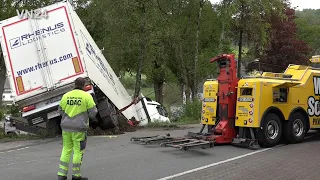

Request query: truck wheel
[
  {"left": 100, "top": 114, "right": 118, "bottom": 130},
  {"left": 283, "top": 112, "right": 307, "bottom": 144},
  {"left": 257, "top": 113, "right": 282, "bottom": 147},
  {"left": 97, "top": 99, "right": 120, "bottom": 130},
  {"left": 111, "top": 106, "right": 119, "bottom": 128}
]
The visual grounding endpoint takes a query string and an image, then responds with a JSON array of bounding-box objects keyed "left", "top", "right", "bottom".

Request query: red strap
[{"left": 112, "top": 97, "right": 141, "bottom": 115}]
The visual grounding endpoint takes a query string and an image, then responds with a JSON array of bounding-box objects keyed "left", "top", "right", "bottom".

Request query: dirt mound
[{"left": 87, "top": 115, "right": 138, "bottom": 136}]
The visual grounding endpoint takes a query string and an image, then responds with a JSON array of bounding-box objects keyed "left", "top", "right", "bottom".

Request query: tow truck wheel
[
  {"left": 257, "top": 113, "right": 282, "bottom": 147},
  {"left": 283, "top": 112, "right": 307, "bottom": 144}
]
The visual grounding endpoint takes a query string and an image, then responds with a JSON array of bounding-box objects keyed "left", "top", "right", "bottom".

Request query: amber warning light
[{"left": 310, "top": 55, "right": 320, "bottom": 63}]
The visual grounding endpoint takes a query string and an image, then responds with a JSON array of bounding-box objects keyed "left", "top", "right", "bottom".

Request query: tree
[
  {"left": 248, "top": 5, "right": 312, "bottom": 73},
  {"left": 215, "top": 0, "right": 286, "bottom": 76},
  {"left": 295, "top": 9, "right": 320, "bottom": 55}
]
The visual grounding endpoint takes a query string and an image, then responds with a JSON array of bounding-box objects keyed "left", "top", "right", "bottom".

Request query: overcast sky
[{"left": 209, "top": 0, "right": 320, "bottom": 10}]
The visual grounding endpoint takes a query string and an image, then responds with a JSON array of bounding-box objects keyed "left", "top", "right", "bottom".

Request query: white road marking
[
  {"left": 91, "top": 135, "right": 118, "bottom": 138},
  {"left": 157, "top": 148, "right": 272, "bottom": 180},
  {"left": 0, "top": 147, "right": 29, "bottom": 154},
  {"left": 158, "top": 133, "right": 320, "bottom": 180}
]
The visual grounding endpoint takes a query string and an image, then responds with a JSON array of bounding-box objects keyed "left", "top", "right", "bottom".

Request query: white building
[{"left": 2, "top": 78, "right": 14, "bottom": 105}]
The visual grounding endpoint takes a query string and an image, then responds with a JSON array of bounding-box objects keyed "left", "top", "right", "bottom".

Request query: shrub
[{"left": 172, "top": 100, "right": 202, "bottom": 124}]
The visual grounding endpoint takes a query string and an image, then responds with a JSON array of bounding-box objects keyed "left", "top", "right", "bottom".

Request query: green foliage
[
  {"left": 1, "top": 0, "right": 318, "bottom": 130},
  {"left": 295, "top": 9, "right": 320, "bottom": 55},
  {"left": 144, "top": 122, "right": 179, "bottom": 129},
  {"left": 172, "top": 100, "right": 202, "bottom": 124},
  {"left": 7, "top": 105, "right": 20, "bottom": 116},
  {"left": 0, "top": 131, "right": 44, "bottom": 142},
  {"left": 0, "top": 110, "right": 3, "bottom": 121}
]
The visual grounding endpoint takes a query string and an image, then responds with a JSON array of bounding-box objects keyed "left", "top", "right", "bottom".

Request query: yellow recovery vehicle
[
  {"left": 131, "top": 54, "right": 320, "bottom": 150},
  {"left": 231, "top": 56, "right": 320, "bottom": 148}
]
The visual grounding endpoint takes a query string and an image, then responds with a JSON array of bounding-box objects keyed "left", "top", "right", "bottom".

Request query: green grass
[
  {"left": 0, "top": 127, "right": 54, "bottom": 143},
  {"left": 144, "top": 122, "right": 180, "bottom": 129}
]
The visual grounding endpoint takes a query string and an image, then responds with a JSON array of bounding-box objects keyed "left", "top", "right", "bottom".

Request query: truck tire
[
  {"left": 99, "top": 113, "right": 118, "bottom": 130},
  {"left": 111, "top": 105, "right": 119, "bottom": 127},
  {"left": 257, "top": 113, "right": 282, "bottom": 147},
  {"left": 283, "top": 112, "right": 307, "bottom": 144},
  {"left": 97, "top": 98, "right": 120, "bottom": 130}
]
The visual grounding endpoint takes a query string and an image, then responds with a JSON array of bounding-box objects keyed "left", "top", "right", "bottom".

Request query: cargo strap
[
  {"left": 111, "top": 97, "right": 141, "bottom": 126},
  {"left": 113, "top": 97, "right": 141, "bottom": 115}
]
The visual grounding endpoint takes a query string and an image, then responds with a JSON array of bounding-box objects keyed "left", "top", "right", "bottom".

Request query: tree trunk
[
  {"left": 154, "top": 81, "right": 164, "bottom": 104},
  {"left": 180, "top": 83, "right": 185, "bottom": 104},
  {"left": 178, "top": 42, "right": 190, "bottom": 104},
  {"left": 237, "top": 2, "right": 245, "bottom": 78},
  {"left": 190, "top": 83, "right": 196, "bottom": 102},
  {"left": 0, "top": 51, "right": 6, "bottom": 103},
  {"left": 182, "top": 84, "right": 191, "bottom": 105},
  {"left": 134, "top": 2, "right": 147, "bottom": 99},
  {"left": 238, "top": 29, "right": 243, "bottom": 78},
  {"left": 219, "top": 0, "right": 231, "bottom": 53},
  {"left": 185, "top": 85, "right": 191, "bottom": 104},
  {"left": 192, "top": 0, "right": 204, "bottom": 101}
]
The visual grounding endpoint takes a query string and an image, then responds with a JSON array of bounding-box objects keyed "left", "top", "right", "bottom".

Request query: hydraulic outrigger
[{"left": 130, "top": 54, "right": 240, "bottom": 150}]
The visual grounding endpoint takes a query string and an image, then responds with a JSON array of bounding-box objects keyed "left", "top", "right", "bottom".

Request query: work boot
[
  {"left": 72, "top": 176, "right": 88, "bottom": 180},
  {"left": 58, "top": 175, "right": 67, "bottom": 180}
]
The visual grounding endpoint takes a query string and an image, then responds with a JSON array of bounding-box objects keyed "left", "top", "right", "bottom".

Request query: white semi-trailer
[{"left": 0, "top": 0, "right": 170, "bottom": 135}]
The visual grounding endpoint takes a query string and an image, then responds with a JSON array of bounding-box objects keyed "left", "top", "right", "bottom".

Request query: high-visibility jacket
[{"left": 58, "top": 88, "right": 98, "bottom": 132}]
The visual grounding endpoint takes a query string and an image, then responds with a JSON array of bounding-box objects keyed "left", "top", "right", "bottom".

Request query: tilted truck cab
[{"left": 234, "top": 64, "right": 320, "bottom": 148}]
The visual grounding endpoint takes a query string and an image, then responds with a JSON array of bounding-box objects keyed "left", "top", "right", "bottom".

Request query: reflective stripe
[
  {"left": 72, "top": 169, "right": 81, "bottom": 175},
  {"left": 60, "top": 161, "right": 69, "bottom": 167},
  {"left": 59, "top": 168, "right": 68, "bottom": 174},
  {"left": 73, "top": 163, "right": 81, "bottom": 168}
]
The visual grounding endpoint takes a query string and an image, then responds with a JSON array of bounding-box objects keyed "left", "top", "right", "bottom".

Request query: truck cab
[
  {"left": 134, "top": 96, "right": 170, "bottom": 126},
  {"left": 234, "top": 64, "right": 317, "bottom": 147}
]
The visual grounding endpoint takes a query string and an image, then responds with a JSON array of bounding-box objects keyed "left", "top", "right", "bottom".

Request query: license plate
[
  {"left": 45, "top": 95, "right": 63, "bottom": 105},
  {"left": 47, "top": 110, "right": 60, "bottom": 119}
]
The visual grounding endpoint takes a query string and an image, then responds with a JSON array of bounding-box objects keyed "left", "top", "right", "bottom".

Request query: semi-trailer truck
[{"left": 0, "top": 0, "right": 170, "bottom": 135}]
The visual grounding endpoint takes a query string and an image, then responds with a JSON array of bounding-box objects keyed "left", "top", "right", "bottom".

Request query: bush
[
  {"left": 172, "top": 100, "right": 202, "bottom": 124},
  {"left": 0, "top": 111, "right": 3, "bottom": 121}
]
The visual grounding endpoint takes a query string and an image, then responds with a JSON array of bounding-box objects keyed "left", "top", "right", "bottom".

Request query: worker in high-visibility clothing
[{"left": 57, "top": 77, "right": 98, "bottom": 180}]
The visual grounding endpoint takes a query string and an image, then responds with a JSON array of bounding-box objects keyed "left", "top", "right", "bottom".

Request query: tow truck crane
[
  {"left": 131, "top": 54, "right": 320, "bottom": 150},
  {"left": 130, "top": 54, "right": 242, "bottom": 150}
]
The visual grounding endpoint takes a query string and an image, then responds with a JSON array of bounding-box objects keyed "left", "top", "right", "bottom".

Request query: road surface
[{"left": 0, "top": 125, "right": 319, "bottom": 180}]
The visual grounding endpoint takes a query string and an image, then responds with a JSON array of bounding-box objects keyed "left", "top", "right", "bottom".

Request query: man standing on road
[{"left": 57, "top": 77, "right": 98, "bottom": 180}]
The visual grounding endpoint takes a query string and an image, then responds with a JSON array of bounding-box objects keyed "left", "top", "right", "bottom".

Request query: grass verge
[
  {"left": 0, "top": 127, "right": 54, "bottom": 143},
  {"left": 142, "top": 120, "right": 199, "bottom": 130}
]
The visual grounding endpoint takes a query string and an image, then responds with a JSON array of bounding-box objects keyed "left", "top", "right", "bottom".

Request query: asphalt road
[
  {"left": 169, "top": 131, "right": 320, "bottom": 180},
  {"left": 0, "top": 125, "right": 319, "bottom": 180}
]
